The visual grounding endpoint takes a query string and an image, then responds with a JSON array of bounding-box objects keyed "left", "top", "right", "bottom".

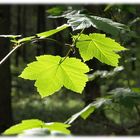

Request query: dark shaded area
[{"left": 0, "top": 5, "right": 13, "bottom": 133}]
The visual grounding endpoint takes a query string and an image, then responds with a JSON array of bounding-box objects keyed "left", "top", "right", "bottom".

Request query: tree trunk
[
  {"left": 0, "top": 6, "right": 13, "bottom": 133},
  {"left": 36, "top": 5, "right": 46, "bottom": 55},
  {"left": 15, "top": 5, "right": 21, "bottom": 66}
]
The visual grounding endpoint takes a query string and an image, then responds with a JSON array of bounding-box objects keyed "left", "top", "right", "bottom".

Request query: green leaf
[
  {"left": 104, "top": 4, "right": 114, "bottom": 12},
  {"left": 37, "top": 24, "right": 69, "bottom": 38},
  {"left": 44, "top": 122, "right": 70, "bottom": 135},
  {"left": 3, "top": 119, "right": 71, "bottom": 135},
  {"left": 18, "top": 24, "right": 69, "bottom": 44},
  {"left": 88, "top": 66, "right": 124, "bottom": 81},
  {"left": 132, "top": 88, "right": 140, "bottom": 93},
  {"left": 66, "top": 13, "right": 129, "bottom": 36},
  {"left": 108, "top": 88, "right": 140, "bottom": 108},
  {"left": 47, "top": 6, "right": 66, "bottom": 16},
  {"left": 3, "top": 119, "right": 44, "bottom": 135},
  {"left": 19, "top": 55, "right": 89, "bottom": 98},
  {"left": 74, "top": 33, "right": 127, "bottom": 66},
  {"left": 66, "top": 97, "right": 111, "bottom": 124},
  {"left": 66, "top": 105, "right": 95, "bottom": 124},
  {"left": 109, "top": 88, "right": 140, "bottom": 99},
  {"left": 80, "top": 105, "right": 95, "bottom": 119},
  {"left": 67, "top": 14, "right": 92, "bottom": 31},
  {"left": 18, "top": 36, "right": 35, "bottom": 44}
]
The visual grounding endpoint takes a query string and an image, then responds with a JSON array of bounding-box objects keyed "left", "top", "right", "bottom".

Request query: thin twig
[
  {"left": 73, "top": 28, "right": 85, "bottom": 46},
  {"left": 59, "top": 28, "right": 85, "bottom": 64},
  {"left": 0, "top": 28, "right": 85, "bottom": 66},
  {"left": 0, "top": 43, "right": 23, "bottom": 65}
]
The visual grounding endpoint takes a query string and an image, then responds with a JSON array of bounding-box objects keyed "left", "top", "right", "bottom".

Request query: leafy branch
[
  {"left": 1, "top": 18, "right": 128, "bottom": 136},
  {"left": 0, "top": 24, "right": 69, "bottom": 66}
]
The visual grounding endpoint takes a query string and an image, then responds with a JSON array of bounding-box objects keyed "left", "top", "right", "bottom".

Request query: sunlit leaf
[
  {"left": 44, "top": 122, "right": 70, "bottom": 135},
  {"left": 3, "top": 119, "right": 71, "bottom": 135},
  {"left": 18, "top": 24, "right": 69, "bottom": 44},
  {"left": 74, "top": 33, "right": 127, "bottom": 66},
  {"left": 37, "top": 24, "right": 69, "bottom": 38},
  {"left": 18, "top": 36, "right": 35, "bottom": 44},
  {"left": 3, "top": 119, "right": 44, "bottom": 135},
  {"left": 19, "top": 55, "right": 89, "bottom": 98}
]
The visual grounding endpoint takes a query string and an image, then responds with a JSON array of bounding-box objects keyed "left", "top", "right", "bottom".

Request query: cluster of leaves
[
  {"left": 66, "top": 87, "right": 140, "bottom": 124},
  {"left": 48, "top": 9, "right": 130, "bottom": 36},
  {"left": 14, "top": 24, "right": 69, "bottom": 44},
  {"left": 1, "top": 8, "right": 130, "bottom": 136},
  {"left": 19, "top": 33, "right": 126, "bottom": 98}
]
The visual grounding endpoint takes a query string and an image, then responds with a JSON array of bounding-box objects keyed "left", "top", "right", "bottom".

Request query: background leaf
[
  {"left": 66, "top": 12, "right": 129, "bottom": 36},
  {"left": 47, "top": 6, "right": 67, "bottom": 16},
  {"left": 66, "top": 97, "right": 111, "bottom": 124}
]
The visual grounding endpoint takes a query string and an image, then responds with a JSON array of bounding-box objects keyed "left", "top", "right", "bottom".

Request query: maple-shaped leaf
[
  {"left": 3, "top": 119, "right": 44, "bottom": 135},
  {"left": 19, "top": 55, "right": 89, "bottom": 98},
  {"left": 48, "top": 10, "right": 129, "bottom": 36},
  {"left": 66, "top": 13, "right": 129, "bottom": 36},
  {"left": 3, "top": 119, "right": 71, "bottom": 135},
  {"left": 74, "top": 33, "right": 127, "bottom": 66}
]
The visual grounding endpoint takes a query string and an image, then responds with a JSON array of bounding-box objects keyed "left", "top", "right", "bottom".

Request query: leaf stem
[
  {"left": 0, "top": 37, "right": 64, "bottom": 66},
  {"left": 59, "top": 48, "right": 72, "bottom": 64},
  {"left": 59, "top": 28, "right": 85, "bottom": 64},
  {"left": 0, "top": 28, "right": 85, "bottom": 66},
  {"left": 73, "top": 28, "right": 85, "bottom": 45}
]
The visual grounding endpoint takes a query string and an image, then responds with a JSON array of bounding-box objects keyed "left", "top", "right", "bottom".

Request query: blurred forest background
[{"left": 0, "top": 4, "right": 140, "bottom": 136}]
